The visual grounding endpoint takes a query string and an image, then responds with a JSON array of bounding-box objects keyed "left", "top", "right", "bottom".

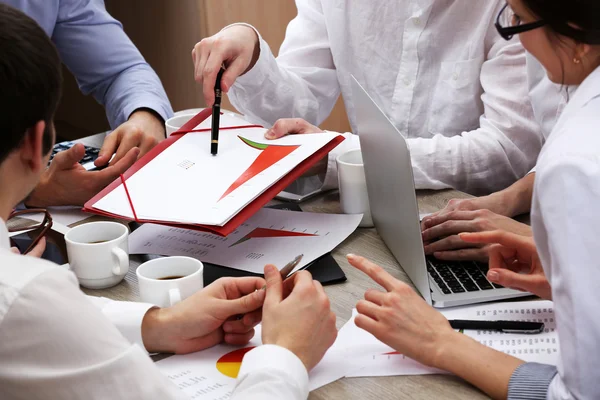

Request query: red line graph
[{"left": 229, "top": 227, "right": 317, "bottom": 247}]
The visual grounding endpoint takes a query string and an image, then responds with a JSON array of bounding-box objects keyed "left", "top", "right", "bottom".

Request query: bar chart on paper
[{"left": 129, "top": 208, "right": 362, "bottom": 274}]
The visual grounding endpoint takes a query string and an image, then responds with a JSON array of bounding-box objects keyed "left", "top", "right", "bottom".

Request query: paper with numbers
[
  {"left": 128, "top": 207, "right": 362, "bottom": 274},
  {"left": 334, "top": 301, "right": 558, "bottom": 378},
  {"left": 156, "top": 324, "right": 348, "bottom": 399}
]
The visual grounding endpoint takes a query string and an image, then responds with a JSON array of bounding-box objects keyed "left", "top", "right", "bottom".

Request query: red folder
[{"left": 84, "top": 109, "right": 344, "bottom": 236}]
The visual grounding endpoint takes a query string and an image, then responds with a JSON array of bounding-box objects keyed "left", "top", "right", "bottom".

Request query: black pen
[
  {"left": 211, "top": 66, "right": 225, "bottom": 155},
  {"left": 449, "top": 319, "right": 545, "bottom": 334}
]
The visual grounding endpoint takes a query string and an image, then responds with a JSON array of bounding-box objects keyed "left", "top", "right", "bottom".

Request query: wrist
[
  {"left": 129, "top": 109, "right": 166, "bottom": 140},
  {"left": 432, "top": 331, "right": 471, "bottom": 371},
  {"left": 141, "top": 307, "right": 173, "bottom": 353}
]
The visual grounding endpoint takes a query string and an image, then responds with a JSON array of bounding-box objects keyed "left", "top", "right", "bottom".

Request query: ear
[
  {"left": 20, "top": 121, "right": 47, "bottom": 173},
  {"left": 577, "top": 43, "right": 592, "bottom": 60}
]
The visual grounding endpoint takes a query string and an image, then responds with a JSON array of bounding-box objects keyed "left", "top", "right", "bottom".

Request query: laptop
[{"left": 351, "top": 76, "right": 530, "bottom": 308}]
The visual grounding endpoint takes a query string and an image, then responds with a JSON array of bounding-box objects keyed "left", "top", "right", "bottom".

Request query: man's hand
[
  {"left": 141, "top": 276, "right": 266, "bottom": 354},
  {"left": 96, "top": 110, "right": 165, "bottom": 168},
  {"left": 261, "top": 265, "right": 337, "bottom": 371},
  {"left": 348, "top": 254, "right": 457, "bottom": 369},
  {"left": 460, "top": 231, "right": 551, "bottom": 299},
  {"left": 10, "top": 237, "right": 46, "bottom": 258},
  {"left": 192, "top": 25, "right": 260, "bottom": 106},
  {"left": 25, "top": 144, "right": 139, "bottom": 207},
  {"left": 421, "top": 209, "right": 532, "bottom": 262}
]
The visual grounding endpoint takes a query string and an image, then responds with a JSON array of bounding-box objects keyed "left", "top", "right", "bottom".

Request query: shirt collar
[
  {"left": 0, "top": 219, "right": 10, "bottom": 250},
  {"left": 563, "top": 66, "right": 600, "bottom": 113}
]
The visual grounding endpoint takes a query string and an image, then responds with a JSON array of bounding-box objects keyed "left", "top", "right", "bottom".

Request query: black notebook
[{"left": 132, "top": 203, "right": 347, "bottom": 286}]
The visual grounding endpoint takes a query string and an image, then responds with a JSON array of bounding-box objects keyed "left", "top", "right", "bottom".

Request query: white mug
[
  {"left": 336, "top": 149, "right": 374, "bottom": 228},
  {"left": 64, "top": 221, "right": 130, "bottom": 289},
  {"left": 136, "top": 257, "right": 204, "bottom": 307},
  {"left": 165, "top": 111, "right": 200, "bottom": 137}
]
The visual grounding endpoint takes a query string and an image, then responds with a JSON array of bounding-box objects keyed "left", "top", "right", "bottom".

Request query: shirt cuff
[
  {"left": 121, "top": 98, "right": 174, "bottom": 131},
  {"left": 89, "top": 296, "right": 155, "bottom": 352},
  {"left": 507, "top": 362, "right": 558, "bottom": 400},
  {"left": 237, "top": 344, "right": 309, "bottom": 397}
]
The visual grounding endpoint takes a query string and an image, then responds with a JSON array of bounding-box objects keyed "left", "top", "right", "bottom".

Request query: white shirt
[
  {"left": 0, "top": 220, "right": 307, "bottom": 399},
  {"left": 228, "top": 0, "right": 559, "bottom": 195},
  {"left": 530, "top": 66, "right": 600, "bottom": 399}
]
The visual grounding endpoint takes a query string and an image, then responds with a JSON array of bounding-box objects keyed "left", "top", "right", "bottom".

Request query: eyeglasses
[
  {"left": 495, "top": 3, "right": 547, "bottom": 41},
  {"left": 7, "top": 209, "right": 53, "bottom": 254}
]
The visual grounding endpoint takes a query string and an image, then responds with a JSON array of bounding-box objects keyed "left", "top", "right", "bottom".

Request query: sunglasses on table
[
  {"left": 495, "top": 3, "right": 546, "bottom": 40},
  {"left": 7, "top": 209, "right": 53, "bottom": 255}
]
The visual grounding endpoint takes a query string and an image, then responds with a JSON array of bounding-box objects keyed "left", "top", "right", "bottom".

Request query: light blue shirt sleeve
[{"left": 51, "top": 0, "right": 173, "bottom": 128}]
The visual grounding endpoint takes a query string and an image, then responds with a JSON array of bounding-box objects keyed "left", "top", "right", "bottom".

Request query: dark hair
[
  {"left": 521, "top": 0, "right": 600, "bottom": 44},
  {"left": 0, "top": 3, "right": 62, "bottom": 164}
]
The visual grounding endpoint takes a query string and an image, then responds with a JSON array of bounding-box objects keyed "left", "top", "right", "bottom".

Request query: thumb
[
  {"left": 222, "top": 288, "right": 266, "bottom": 316},
  {"left": 264, "top": 264, "right": 283, "bottom": 306},
  {"left": 221, "top": 57, "right": 248, "bottom": 92},
  {"left": 487, "top": 268, "right": 540, "bottom": 293},
  {"left": 52, "top": 144, "right": 85, "bottom": 169}
]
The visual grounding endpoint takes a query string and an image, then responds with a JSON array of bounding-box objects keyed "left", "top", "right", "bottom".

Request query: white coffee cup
[
  {"left": 136, "top": 257, "right": 204, "bottom": 307},
  {"left": 64, "top": 221, "right": 130, "bottom": 289},
  {"left": 336, "top": 149, "right": 374, "bottom": 228},
  {"left": 166, "top": 113, "right": 197, "bottom": 137}
]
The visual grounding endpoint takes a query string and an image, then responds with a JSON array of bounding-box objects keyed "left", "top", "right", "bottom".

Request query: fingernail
[
  {"left": 347, "top": 254, "right": 356, "bottom": 260},
  {"left": 264, "top": 131, "right": 275, "bottom": 139},
  {"left": 488, "top": 271, "right": 499, "bottom": 282}
]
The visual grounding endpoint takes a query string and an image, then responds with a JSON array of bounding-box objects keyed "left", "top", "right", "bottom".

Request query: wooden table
[{"left": 79, "top": 185, "right": 488, "bottom": 400}]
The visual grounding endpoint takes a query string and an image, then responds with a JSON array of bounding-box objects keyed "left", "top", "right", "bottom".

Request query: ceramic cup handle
[
  {"left": 111, "top": 247, "right": 129, "bottom": 276},
  {"left": 169, "top": 288, "right": 182, "bottom": 306}
]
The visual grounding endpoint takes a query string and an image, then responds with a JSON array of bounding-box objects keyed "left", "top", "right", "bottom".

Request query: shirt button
[
  {"left": 414, "top": 17, "right": 422, "bottom": 26},
  {"left": 453, "top": 72, "right": 459, "bottom": 80},
  {"left": 404, "top": 78, "right": 411, "bottom": 86}
]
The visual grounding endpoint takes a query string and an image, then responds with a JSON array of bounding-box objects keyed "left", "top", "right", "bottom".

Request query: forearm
[
  {"left": 435, "top": 332, "right": 524, "bottom": 400},
  {"left": 492, "top": 172, "right": 535, "bottom": 217}
]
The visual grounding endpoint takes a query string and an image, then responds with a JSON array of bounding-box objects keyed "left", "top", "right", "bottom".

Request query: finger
[
  {"left": 96, "top": 132, "right": 120, "bottom": 167},
  {"left": 95, "top": 147, "right": 140, "bottom": 185},
  {"left": 111, "top": 130, "right": 143, "bottom": 167},
  {"left": 486, "top": 268, "right": 545, "bottom": 293},
  {"left": 10, "top": 247, "right": 20, "bottom": 255},
  {"left": 347, "top": 254, "right": 398, "bottom": 292},
  {"left": 364, "top": 289, "right": 387, "bottom": 306},
  {"left": 176, "top": 329, "right": 224, "bottom": 355},
  {"left": 424, "top": 235, "right": 483, "bottom": 255},
  {"left": 224, "top": 329, "right": 256, "bottom": 346},
  {"left": 27, "top": 236, "right": 47, "bottom": 258},
  {"left": 222, "top": 286, "right": 267, "bottom": 316},
  {"left": 137, "top": 135, "right": 159, "bottom": 158},
  {"left": 52, "top": 144, "right": 85, "bottom": 169},
  {"left": 354, "top": 313, "right": 381, "bottom": 336},
  {"left": 421, "top": 211, "right": 481, "bottom": 230},
  {"left": 225, "top": 276, "right": 266, "bottom": 296},
  {"left": 222, "top": 316, "right": 259, "bottom": 334},
  {"left": 460, "top": 230, "right": 533, "bottom": 250},
  {"left": 221, "top": 56, "right": 248, "bottom": 93},
  {"left": 193, "top": 39, "right": 211, "bottom": 84},
  {"left": 264, "top": 264, "right": 283, "bottom": 306},
  {"left": 433, "top": 247, "right": 489, "bottom": 263},
  {"left": 265, "top": 118, "right": 320, "bottom": 140},
  {"left": 203, "top": 50, "right": 225, "bottom": 106},
  {"left": 243, "top": 310, "right": 262, "bottom": 327},
  {"left": 421, "top": 220, "right": 480, "bottom": 242},
  {"left": 356, "top": 299, "right": 382, "bottom": 321}
]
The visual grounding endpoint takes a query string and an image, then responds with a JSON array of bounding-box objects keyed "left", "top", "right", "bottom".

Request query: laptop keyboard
[{"left": 426, "top": 257, "right": 504, "bottom": 295}]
